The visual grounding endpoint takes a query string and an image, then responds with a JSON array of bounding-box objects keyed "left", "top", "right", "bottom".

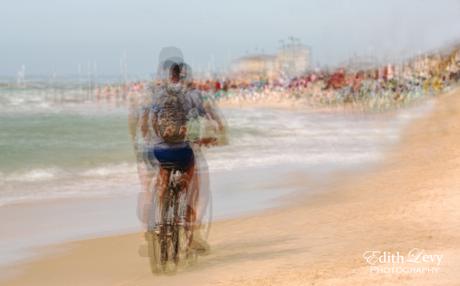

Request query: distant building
[
  {"left": 230, "top": 38, "right": 311, "bottom": 81},
  {"left": 230, "top": 54, "right": 277, "bottom": 81},
  {"left": 276, "top": 38, "right": 311, "bottom": 77}
]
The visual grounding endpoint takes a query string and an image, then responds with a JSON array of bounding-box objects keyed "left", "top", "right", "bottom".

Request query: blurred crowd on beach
[{"left": 92, "top": 45, "right": 460, "bottom": 112}]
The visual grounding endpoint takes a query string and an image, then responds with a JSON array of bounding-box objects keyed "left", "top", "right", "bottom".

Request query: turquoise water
[{"left": 0, "top": 112, "right": 133, "bottom": 173}]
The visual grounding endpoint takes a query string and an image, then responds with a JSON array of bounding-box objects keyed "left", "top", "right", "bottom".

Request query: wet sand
[{"left": 2, "top": 88, "right": 460, "bottom": 286}]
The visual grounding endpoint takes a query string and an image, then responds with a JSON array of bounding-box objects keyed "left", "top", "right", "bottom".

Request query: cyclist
[
  {"left": 140, "top": 48, "right": 227, "bottom": 255},
  {"left": 181, "top": 65, "right": 228, "bottom": 253},
  {"left": 141, "top": 59, "right": 214, "bottom": 253}
]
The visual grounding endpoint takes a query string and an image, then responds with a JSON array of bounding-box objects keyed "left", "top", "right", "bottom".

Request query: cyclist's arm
[
  {"left": 193, "top": 90, "right": 224, "bottom": 129},
  {"left": 200, "top": 92, "right": 228, "bottom": 145},
  {"left": 204, "top": 101, "right": 225, "bottom": 131}
]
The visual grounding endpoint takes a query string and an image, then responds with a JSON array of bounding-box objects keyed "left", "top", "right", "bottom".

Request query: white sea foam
[
  {"left": 0, "top": 169, "right": 140, "bottom": 206},
  {"left": 81, "top": 163, "right": 136, "bottom": 177},
  {"left": 2, "top": 168, "right": 62, "bottom": 183},
  {"left": 207, "top": 151, "right": 382, "bottom": 172},
  {"left": 0, "top": 163, "right": 137, "bottom": 184},
  {"left": 0, "top": 99, "right": 434, "bottom": 206}
]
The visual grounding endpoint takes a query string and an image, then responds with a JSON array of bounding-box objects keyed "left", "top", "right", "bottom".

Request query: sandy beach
[{"left": 2, "top": 87, "right": 460, "bottom": 286}]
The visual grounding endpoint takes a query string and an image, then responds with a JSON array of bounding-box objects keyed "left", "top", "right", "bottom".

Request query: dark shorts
[{"left": 149, "top": 142, "right": 194, "bottom": 170}]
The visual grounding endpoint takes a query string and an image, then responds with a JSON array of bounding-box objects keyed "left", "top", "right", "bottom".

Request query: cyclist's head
[
  {"left": 169, "top": 63, "right": 181, "bottom": 83},
  {"left": 157, "top": 46, "right": 184, "bottom": 80}
]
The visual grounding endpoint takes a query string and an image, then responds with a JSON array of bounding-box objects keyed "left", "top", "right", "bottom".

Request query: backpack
[{"left": 154, "top": 84, "right": 189, "bottom": 143}]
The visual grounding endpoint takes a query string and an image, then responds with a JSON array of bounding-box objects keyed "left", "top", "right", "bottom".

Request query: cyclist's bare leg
[
  {"left": 186, "top": 172, "right": 199, "bottom": 226},
  {"left": 181, "top": 164, "right": 195, "bottom": 223},
  {"left": 156, "top": 167, "right": 171, "bottom": 225}
]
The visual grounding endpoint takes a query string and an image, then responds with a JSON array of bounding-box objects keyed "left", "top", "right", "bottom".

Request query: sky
[{"left": 1, "top": 0, "right": 460, "bottom": 77}]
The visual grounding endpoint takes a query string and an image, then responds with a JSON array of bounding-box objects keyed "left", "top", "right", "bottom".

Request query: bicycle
[
  {"left": 144, "top": 138, "right": 216, "bottom": 273},
  {"left": 144, "top": 163, "right": 196, "bottom": 273}
]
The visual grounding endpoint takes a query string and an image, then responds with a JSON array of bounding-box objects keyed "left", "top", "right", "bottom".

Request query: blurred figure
[
  {"left": 136, "top": 47, "right": 227, "bottom": 256},
  {"left": 181, "top": 64, "right": 228, "bottom": 252}
]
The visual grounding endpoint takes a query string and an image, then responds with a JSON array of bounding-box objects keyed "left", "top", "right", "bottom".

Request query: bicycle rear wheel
[{"left": 147, "top": 187, "right": 177, "bottom": 273}]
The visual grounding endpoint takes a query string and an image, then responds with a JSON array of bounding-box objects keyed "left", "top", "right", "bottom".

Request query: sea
[{"left": 0, "top": 82, "right": 433, "bottom": 205}]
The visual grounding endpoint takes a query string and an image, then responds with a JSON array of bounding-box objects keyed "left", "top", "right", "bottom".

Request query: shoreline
[
  {"left": 2, "top": 88, "right": 460, "bottom": 285},
  {"left": 216, "top": 91, "right": 433, "bottom": 115}
]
